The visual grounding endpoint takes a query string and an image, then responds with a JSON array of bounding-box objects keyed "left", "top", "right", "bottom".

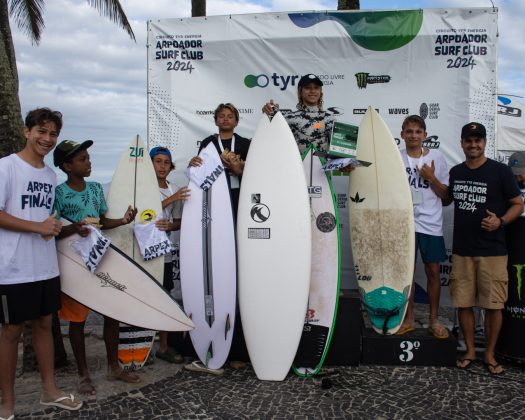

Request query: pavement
[{"left": 7, "top": 305, "right": 525, "bottom": 419}]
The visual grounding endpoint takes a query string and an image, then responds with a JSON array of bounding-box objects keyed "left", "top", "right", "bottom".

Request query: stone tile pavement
[{"left": 9, "top": 304, "right": 525, "bottom": 419}]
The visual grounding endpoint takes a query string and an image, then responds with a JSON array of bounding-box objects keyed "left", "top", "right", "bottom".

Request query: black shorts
[{"left": 0, "top": 276, "right": 61, "bottom": 324}]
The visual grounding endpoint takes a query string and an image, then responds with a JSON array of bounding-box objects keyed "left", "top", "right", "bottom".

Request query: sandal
[
  {"left": 40, "top": 393, "right": 83, "bottom": 411},
  {"left": 484, "top": 361, "right": 504, "bottom": 375},
  {"left": 184, "top": 360, "right": 224, "bottom": 375},
  {"left": 428, "top": 323, "right": 449, "bottom": 339},
  {"left": 456, "top": 357, "right": 476, "bottom": 370},
  {"left": 395, "top": 324, "right": 416, "bottom": 335}
]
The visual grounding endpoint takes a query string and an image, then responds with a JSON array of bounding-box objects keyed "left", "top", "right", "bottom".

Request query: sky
[{"left": 9, "top": 0, "right": 525, "bottom": 182}]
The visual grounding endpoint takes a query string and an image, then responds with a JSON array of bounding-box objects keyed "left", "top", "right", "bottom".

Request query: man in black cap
[{"left": 446, "top": 122, "right": 523, "bottom": 374}]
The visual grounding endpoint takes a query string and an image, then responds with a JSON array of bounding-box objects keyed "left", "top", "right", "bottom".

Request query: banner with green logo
[{"left": 147, "top": 8, "right": 498, "bottom": 300}]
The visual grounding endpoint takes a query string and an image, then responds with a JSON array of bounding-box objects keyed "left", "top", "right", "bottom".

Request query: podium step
[
  {"left": 361, "top": 328, "right": 457, "bottom": 367},
  {"left": 324, "top": 289, "right": 362, "bottom": 366}
]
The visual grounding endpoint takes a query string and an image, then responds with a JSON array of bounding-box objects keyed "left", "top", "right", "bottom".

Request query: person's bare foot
[
  {"left": 106, "top": 369, "right": 141, "bottom": 384},
  {"left": 77, "top": 376, "right": 96, "bottom": 395}
]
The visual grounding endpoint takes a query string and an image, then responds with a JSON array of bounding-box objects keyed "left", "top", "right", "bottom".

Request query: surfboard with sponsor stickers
[
  {"left": 180, "top": 142, "right": 237, "bottom": 370},
  {"left": 293, "top": 144, "right": 340, "bottom": 376},
  {"left": 237, "top": 112, "right": 311, "bottom": 381},
  {"left": 348, "top": 107, "right": 415, "bottom": 335},
  {"left": 104, "top": 135, "right": 165, "bottom": 369}
]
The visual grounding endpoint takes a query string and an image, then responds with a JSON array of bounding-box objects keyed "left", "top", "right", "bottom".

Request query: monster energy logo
[
  {"left": 514, "top": 264, "right": 525, "bottom": 301},
  {"left": 355, "top": 73, "right": 391, "bottom": 89}
]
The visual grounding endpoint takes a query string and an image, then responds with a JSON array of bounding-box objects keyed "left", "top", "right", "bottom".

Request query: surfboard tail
[{"left": 294, "top": 324, "right": 329, "bottom": 372}]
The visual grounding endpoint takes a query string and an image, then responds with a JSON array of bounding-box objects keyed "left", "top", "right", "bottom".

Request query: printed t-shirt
[
  {"left": 449, "top": 158, "right": 520, "bottom": 256},
  {"left": 0, "top": 154, "right": 58, "bottom": 284}
]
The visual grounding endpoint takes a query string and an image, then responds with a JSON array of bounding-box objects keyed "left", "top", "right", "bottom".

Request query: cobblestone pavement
[
  {"left": 10, "top": 304, "right": 525, "bottom": 419},
  {"left": 16, "top": 361, "right": 525, "bottom": 419}
]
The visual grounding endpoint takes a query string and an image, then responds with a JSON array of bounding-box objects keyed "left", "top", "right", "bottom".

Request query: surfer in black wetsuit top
[{"left": 186, "top": 103, "right": 251, "bottom": 373}]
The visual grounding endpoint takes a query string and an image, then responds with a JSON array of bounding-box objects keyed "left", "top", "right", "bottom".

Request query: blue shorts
[
  {"left": 415, "top": 232, "right": 447, "bottom": 264},
  {"left": 0, "top": 276, "right": 61, "bottom": 325}
]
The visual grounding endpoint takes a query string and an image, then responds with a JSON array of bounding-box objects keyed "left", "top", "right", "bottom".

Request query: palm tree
[{"left": 0, "top": 0, "right": 135, "bottom": 158}]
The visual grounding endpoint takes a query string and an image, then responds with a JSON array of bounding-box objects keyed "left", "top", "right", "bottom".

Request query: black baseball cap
[
  {"left": 461, "top": 122, "right": 486, "bottom": 139},
  {"left": 298, "top": 74, "right": 323, "bottom": 88},
  {"left": 53, "top": 139, "right": 93, "bottom": 167},
  {"left": 508, "top": 151, "right": 525, "bottom": 175}
]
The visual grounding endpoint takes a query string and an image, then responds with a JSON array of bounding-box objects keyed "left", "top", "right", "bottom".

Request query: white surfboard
[
  {"left": 103, "top": 135, "right": 165, "bottom": 369},
  {"left": 294, "top": 144, "right": 340, "bottom": 376},
  {"left": 104, "top": 135, "right": 164, "bottom": 283},
  {"left": 56, "top": 227, "right": 194, "bottom": 332},
  {"left": 180, "top": 143, "right": 236, "bottom": 370},
  {"left": 237, "top": 112, "right": 311, "bottom": 381},
  {"left": 348, "top": 107, "right": 415, "bottom": 335}
]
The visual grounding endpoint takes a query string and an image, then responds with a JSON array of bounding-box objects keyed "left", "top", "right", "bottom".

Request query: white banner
[{"left": 147, "top": 8, "right": 498, "bottom": 305}]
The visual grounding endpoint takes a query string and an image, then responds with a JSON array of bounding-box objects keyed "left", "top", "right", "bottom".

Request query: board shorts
[
  {"left": 0, "top": 276, "right": 61, "bottom": 324},
  {"left": 449, "top": 255, "right": 508, "bottom": 310},
  {"left": 58, "top": 293, "right": 90, "bottom": 323},
  {"left": 415, "top": 232, "right": 447, "bottom": 263}
]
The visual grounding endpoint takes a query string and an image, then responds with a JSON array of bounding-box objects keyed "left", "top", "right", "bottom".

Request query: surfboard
[
  {"left": 56, "top": 224, "right": 194, "bottom": 331},
  {"left": 104, "top": 135, "right": 164, "bottom": 282},
  {"left": 348, "top": 107, "right": 415, "bottom": 335},
  {"left": 179, "top": 143, "right": 237, "bottom": 370},
  {"left": 293, "top": 144, "right": 340, "bottom": 377},
  {"left": 237, "top": 112, "right": 311, "bottom": 381},
  {"left": 117, "top": 326, "right": 156, "bottom": 371},
  {"left": 103, "top": 135, "right": 165, "bottom": 369}
]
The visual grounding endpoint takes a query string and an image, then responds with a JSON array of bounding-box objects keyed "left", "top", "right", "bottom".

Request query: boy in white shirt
[
  {"left": 0, "top": 108, "right": 82, "bottom": 419},
  {"left": 398, "top": 115, "right": 450, "bottom": 339}
]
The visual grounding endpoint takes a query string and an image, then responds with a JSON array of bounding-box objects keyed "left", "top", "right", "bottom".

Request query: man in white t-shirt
[
  {"left": 0, "top": 108, "right": 82, "bottom": 418},
  {"left": 397, "top": 115, "right": 450, "bottom": 339}
]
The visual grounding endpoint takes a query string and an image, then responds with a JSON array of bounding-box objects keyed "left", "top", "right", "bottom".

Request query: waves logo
[{"left": 355, "top": 72, "right": 391, "bottom": 89}]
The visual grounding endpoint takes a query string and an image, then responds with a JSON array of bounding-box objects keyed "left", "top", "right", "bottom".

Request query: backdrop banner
[{"left": 147, "top": 8, "right": 499, "bottom": 305}]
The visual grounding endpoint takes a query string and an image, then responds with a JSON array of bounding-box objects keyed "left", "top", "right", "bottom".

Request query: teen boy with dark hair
[
  {"left": 397, "top": 115, "right": 450, "bottom": 338},
  {"left": 53, "top": 139, "right": 139, "bottom": 395},
  {"left": 0, "top": 108, "right": 82, "bottom": 418}
]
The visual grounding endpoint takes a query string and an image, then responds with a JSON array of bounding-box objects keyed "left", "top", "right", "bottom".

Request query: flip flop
[
  {"left": 0, "top": 414, "right": 14, "bottom": 420},
  {"left": 40, "top": 393, "right": 83, "bottom": 411},
  {"left": 184, "top": 360, "right": 224, "bottom": 375},
  {"left": 428, "top": 323, "right": 449, "bottom": 339},
  {"left": 456, "top": 357, "right": 476, "bottom": 369},
  {"left": 484, "top": 361, "right": 504, "bottom": 375},
  {"left": 395, "top": 324, "right": 416, "bottom": 335}
]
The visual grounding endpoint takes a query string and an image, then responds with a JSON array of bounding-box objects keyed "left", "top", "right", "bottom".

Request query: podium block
[
  {"left": 361, "top": 328, "right": 457, "bottom": 366},
  {"left": 324, "top": 289, "right": 362, "bottom": 366}
]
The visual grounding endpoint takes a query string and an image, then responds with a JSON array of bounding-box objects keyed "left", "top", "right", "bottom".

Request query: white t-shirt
[
  {"left": 160, "top": 182, "right": 183, "bottom": 263},
  {"left": 401, "top": 148, "right": 449, "bottom": 236},
  {"left": 0, "top": 154, "right": 59, "bottom": 284}
]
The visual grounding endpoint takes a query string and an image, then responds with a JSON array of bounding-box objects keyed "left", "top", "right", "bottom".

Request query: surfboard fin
[
  {"left": 205, "top": 342, "right": 213, "bottom": 366},
  {"left": 225, "top": 313, "right": 231, "bottom": 340}
]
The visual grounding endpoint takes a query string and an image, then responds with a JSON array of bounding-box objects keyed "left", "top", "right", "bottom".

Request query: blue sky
[{"left": 10, "top": 0, "right": 524, "bottom": 182}]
